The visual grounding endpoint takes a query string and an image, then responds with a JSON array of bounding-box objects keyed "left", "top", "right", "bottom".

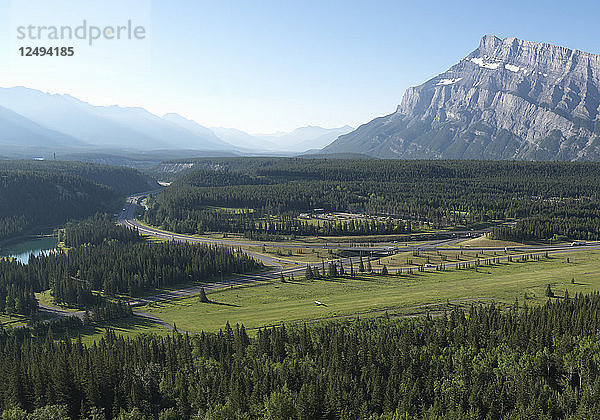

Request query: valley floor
[{"left": 130, "top": 249, "right": 596, "bottom": 335}]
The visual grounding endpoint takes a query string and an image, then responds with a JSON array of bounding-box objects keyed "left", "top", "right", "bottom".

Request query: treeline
[
  {"left": 144, "top": 158, "right": 600, "bottom": 240},
  {"left": 60, "top": 214, "right": 143, "bottom": 247},
  {"left": 33, "top": 302, "right": 133, "bottom": 336},
  {"left": 150, "top": 207, "right": 415, "bottom": 239},
  {"left": 0, "top": 160, "right": 157, "bottom": 241},
  {"left": 0, "top": 240, "right": 262, "bottom": 308},
  {"left": 492, "top": 206, "right": 600, "bottom": 242},
  {"left": 46, "top": 241, "right": 262, "bottom": 304},
  {"left": 4, "top": 293, "right": 600, "bottom": 418},
  {"left": 0, "top": 215, "right": 262, "bottom": 312},
  {"left": 0, "top": 160, "right": 157, "bottom": 195},
  {"left": 0, "top": 261, "right": 38, "bottom": 315},
  {"left": 175, "top": 169, "right": 268, "bottom": 188},
  {"left": 0, "top": 239, "right": 261, "bottom": 311}
]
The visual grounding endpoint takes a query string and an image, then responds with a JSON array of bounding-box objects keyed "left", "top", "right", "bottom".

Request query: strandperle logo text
[{"left": 16, "top": 20, "right": 146, "bottom": 46}]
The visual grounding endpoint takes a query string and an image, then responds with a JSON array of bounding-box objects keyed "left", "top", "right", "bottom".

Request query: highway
[
  {"left": 118, "top": 193, "right": 470, "bottom": 253},
  {"left": 38, "top": 191, "right": 600, "bottom": 329},
  {"left": 118, "top": 192, "right": 600, "bottom": 254}
]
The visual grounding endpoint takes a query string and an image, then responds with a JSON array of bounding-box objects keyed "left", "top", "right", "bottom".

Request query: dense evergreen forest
[
  {"left": 60, "top": 214, "right": 143, "bottom": 247},
  {"left": 0, "top": 161, "right": 157, "bottom": 196},
  {"left": 2, "top": 293, "right": 600, "bottom": 419},
  {"left": 0, "top": 215, "right": 262, "bottom": 312},
  {"left": 145, "top": 158, "right": 600, "bottom": 241},
  {"left": 0, "top": 160, "right": 156, "bottom": 241},
  {"left": 45, "top": 240, "right": 262, "bottom": 305}
]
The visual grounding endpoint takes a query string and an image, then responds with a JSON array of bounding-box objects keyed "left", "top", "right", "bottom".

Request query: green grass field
[
  {"left": 71, "top": 316, "right": 170, "bottom": 345},
  {"left": 245, "top": 245, "right": 346, "bottom": 264},
  {"left": 35, "top": 290, "right": 82, "bottom": 313},
  {"left": 456, "top": 234, "right": 525, "bottom": 247},
  {"left": 378, "top": 249, "right": 528, "bottom": 271},
  {"left": 0, "top": 313, "right": 29, "bottom": 328},
  {"left": 137, "top": 250, "right": 599, "bottom": 334}
]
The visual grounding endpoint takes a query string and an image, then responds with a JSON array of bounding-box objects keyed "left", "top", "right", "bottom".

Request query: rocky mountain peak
[{"left": 325, "top": 36, "right": 600, "bottom": 161}]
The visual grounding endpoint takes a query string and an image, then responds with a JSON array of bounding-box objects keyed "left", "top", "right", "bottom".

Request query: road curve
[{"left": 38, "top": 191, "right": 600, "bottom": 331}]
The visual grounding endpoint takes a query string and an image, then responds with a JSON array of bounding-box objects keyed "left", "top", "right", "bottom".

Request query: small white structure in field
[{"left": 314, "top": 301, "right": 324, "bottom": 306}]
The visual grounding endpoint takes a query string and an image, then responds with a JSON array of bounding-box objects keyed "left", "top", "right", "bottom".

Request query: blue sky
[{"left": 1, "top": 0, "right": 599, "bottom": 132}]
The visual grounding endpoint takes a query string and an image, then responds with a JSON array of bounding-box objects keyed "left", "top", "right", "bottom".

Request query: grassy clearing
[
  {"left": 202, "top": 206, "right": 255, "bottom": 214},
  {"left": 244, "top": 245, "right": 346, "bottom": 264},
  {"left": 73, "top": 316, "right": 170, "bottom": 345},
  {"left": 35, "top": 290, "right": 82, "bottom": 313},
  {"left": 377, "top": 249, "right": 527, "bottom": 271},
  {"left": 134, "top": 219, "right": 448, "bottom": 246},
  {"left": 137, "top": 250, "right": 598, "bottom": 334},
  {"left": 456, "top": 234, "right": 526, "bottom": 248},
  {"left": 0, "top": 313, "right": 29, "bottom": 328}
]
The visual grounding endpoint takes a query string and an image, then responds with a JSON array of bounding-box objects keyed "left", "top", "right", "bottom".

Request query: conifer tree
[{"left": 199, "top": 287, "right": 209, "bottom": 303}]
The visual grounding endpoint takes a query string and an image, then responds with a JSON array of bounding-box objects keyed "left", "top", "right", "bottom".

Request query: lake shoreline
[
  {"left": 0, "top": 236, "right": 59, "bottom": 264},
  {"left": 0, "top": 228, "right": 57, "bottom": 249}
]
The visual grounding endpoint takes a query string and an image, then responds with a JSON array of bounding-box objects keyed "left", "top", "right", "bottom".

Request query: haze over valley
[
  {"left": 0, "top": 86, "right": 354, "bottom": 158},
  {"left": 5, "top": 36, "right": 600, "bottom": 163}
]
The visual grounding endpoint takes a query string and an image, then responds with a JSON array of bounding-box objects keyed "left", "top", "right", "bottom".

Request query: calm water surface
[{"left": 0, "top": 237, "right": 58, "bottom": 264}]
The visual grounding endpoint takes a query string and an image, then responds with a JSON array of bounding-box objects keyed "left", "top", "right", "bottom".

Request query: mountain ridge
[
  {"left": 211, "top": 125, "right": 354, "bottom": 152},
  {"left": 0, "top": 87, "right": 233, "bottom": 153},
  {"left": 323, "top": 35, "right": 600, "bottom": 161},
  {"left": 0, "top": 86, "right": 352, "bottom": 156}
]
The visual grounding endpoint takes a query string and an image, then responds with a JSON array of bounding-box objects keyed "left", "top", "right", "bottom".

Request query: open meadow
[{"left": 136, "top": 249, "right": 600, "bottom": 334}]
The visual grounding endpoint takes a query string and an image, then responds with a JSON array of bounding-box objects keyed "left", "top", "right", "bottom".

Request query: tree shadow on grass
[
  {"left": 302, "top": 277, "right": 349, "bottom": 283},
  {"left": 281, "top": 280, "right": 305, "bottom": 285},
  {"left": 109, "top": 316, "right": 160, "bottom": 332},
  {"left": 56, "top": 316, "right": 164, "bottom": 342},
  {"left": 204, "top": 300, "right": 240, "bottom": 308}
]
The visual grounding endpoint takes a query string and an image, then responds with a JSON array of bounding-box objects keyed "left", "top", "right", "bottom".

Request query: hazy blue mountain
[
  {"left": 0, "top": 105, "right": 85, "bottom": 149},
  {"left": 0, "top": 85, "right": 352, "bottom": 156},
  {"left": 323, "top": 35, "right": 600, "bottom": 161},
  {"left": 212, "top": 125, "right": 354, "bottom": 152},
  {"left": 210, "top": 127, "right": 279, "bottom": 151},
  {"left": 260, "top": 125, "right": 354, "bottom": 151},
  {"left": 0, "top": 87, "right": 232, "bottom": 152},
  {"left": 292, "top": 126, "right": 354, "bottom": 151},
  {"left": 162, "top": 113, "right": 231, "bottom": 149}
]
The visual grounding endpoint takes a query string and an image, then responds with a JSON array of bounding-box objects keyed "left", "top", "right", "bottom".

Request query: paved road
[
  {"left": 118, "top": 192, "right": 291, "bottom": 267},
  {"left": 37, "top": 302, "right": 85, "bottom": 320},
  {"left": 38, "top": 190, "right": 600, "bottom": 330},
  {"left": 117, "top": 191, "right": 600, "bottom": 293},
  {"left": 118, "top": 193, "right": 483, "bottom": 254}
]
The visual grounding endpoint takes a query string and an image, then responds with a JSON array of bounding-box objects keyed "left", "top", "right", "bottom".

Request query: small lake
[{"left": 0, "top": 236, "right": 58, "bottom": 264}]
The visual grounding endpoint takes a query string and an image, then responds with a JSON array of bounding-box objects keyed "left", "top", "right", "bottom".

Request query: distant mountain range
[
  {"left": 10, "top": 36, "right": 600, "bottom": 162},
  {"left": 324, "top": 35, "right": 600, "bottom": 161},
  {"left": 0, "top": 86, "right": 352, "bottom": 157},
  {"left": 0, "top": 87, "right": 234, "bottom": 154},
  {"left": 212, "top": 125, "right": 354, "bottom": 152}
]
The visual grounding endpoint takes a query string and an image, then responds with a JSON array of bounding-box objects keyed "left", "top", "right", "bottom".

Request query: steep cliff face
[{"left": 324, "top": 35, "right": 600, "bottom": 160}]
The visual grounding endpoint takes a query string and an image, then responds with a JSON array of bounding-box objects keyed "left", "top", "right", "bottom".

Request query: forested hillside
[
  {"left": 2, "top": 293, "right": 600, "bottom": 419},
  {"left": 0, "top": 160, "right": 157, "bottom": 240},
  {"left": 0, "top": 215, "right": 262, "bottom": 310},
  {"left": 61, "top": 213, "right": 143, "bottom": 247},
  {"left": 46, "top": 241, "right": 262, "bottom": 304},
  {"left": 144, "top": 158, "right": 600, "bottom": 241}
]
